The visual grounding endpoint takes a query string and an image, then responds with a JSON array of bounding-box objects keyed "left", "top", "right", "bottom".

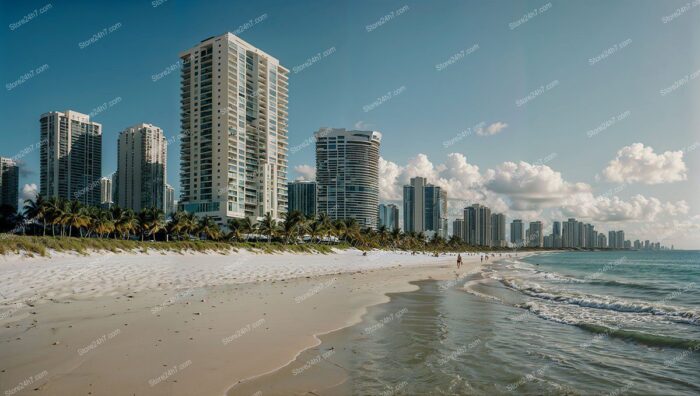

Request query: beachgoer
[{"left": 457, "top": 254, "right": 462, "bottom": 269}]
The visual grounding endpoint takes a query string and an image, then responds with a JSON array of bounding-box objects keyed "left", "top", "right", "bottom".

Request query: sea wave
[
  {"left": 577, "top": 323, "right": 700, "bottom": 350},
  {"left": 501, "top": 278, "right": 699, "bottom": 325}
]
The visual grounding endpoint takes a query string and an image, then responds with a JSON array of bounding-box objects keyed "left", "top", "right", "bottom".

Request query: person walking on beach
[{"left": 457, "top": 254, "right": 462, "bottom": 269}]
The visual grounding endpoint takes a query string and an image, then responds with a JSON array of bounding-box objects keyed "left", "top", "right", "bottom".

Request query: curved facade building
[{"left": 315, "top": 128, "right": 381, "bottom": 229}]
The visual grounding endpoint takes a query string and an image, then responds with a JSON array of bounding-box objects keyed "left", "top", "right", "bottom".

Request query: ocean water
[{"left": 233, "top": 251, "right": 700, "bottom": 395}]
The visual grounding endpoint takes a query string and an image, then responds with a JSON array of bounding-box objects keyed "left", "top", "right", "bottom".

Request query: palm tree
[
  {"left": 377, "top": 225, "right": 388, "bottom": 244},
  {"left": 198, "top": 216, "right": 221, "bottom": 240},
  {"left": 167, "top": 211, "right": 185, "bottom": 241},
  {"left": 226, "top": 218, "right": 244, "bottom": 242},
  {"left": 23, "top": 195, "right": 48, "bottom": 236},
  {"left": 138, "top": 207, "right": 165, "bottom": 241},
  {"left": 308, "top": 220, "right": 323, "bottom": 243},
  {"left": 117, "top": 209, "right": 138, "bottom": 240},
  {"left": 258, "top": 212, "right": 278, "bottom": 242},
  {"left": 296, "top": 216, "right": 311, "bottom": 242},
  {"left": 137, "top": 209, "right": 150, "bottom": 241},
  {"left": 390, "top": 228, "right": 402, "bottom": 248},
  {"left": 448, "top": 234, "right": 462, "bottom": 247},
  {"left": 44, "top": 197, "right": 63, "bottom": 237},
  {"left": 181, "top": 212, "right": 199, "bottom": 239},
  {"left": 282, "top": 211, "right": 303, "bottom": 243},
  {"left": 342, "top": 218, "right": 362, "bottom": 245},
  {"left": 316, "top": 213, "right": 333, "bottom": 243},
  {"left": 239, "top": 217, "right": 254, "bottom": 240},
  {"left": 93, "top": 210, "right": 115, "bottom": 238},
  {"left": 333, "top": 219, "right": 347, "bottom": 242},
  {"left": 61, "top": 200, "right": 89, "bottom": 237}
]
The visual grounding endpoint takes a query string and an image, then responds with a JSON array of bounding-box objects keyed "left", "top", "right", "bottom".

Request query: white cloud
[
  {"left": 378, "top": 153, "right": 486, "bottom": 202},
  {"left": 601, "top": 143, "right": 687, "bottom": 184},
  {"left": 484, "top": 161, "right": 590, "bottom": 211},
  {"left": 379, "top": 157, "right": 403, "bottom": 200},
  {"left": 476, "top": 121, "right": 508, "bottom": 136},
  {"left": 20, "top": 183, "right": 38, "bottom": 201},
  {"left": 293, "top": 165, "right": 316, "bottom": 181},
  {"left": 354, "top": 120, "right": 374, "bottom": 130},
  {"left": 560, "top": 192, "right": 689, "bottom": 222}
]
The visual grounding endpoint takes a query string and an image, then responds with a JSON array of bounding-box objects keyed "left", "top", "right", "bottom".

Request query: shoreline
[{"left": 226, "top": 252, "right": 538, "bottom": 395}]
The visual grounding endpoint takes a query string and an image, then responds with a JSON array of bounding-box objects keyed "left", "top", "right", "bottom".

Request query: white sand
[{"left": 0, "top": 249, "right": 466, "bottom": 304}]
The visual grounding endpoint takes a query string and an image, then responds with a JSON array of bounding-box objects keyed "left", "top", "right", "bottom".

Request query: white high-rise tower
[{"left": 179, "top": 33, "right": 289, "bottom": 223}]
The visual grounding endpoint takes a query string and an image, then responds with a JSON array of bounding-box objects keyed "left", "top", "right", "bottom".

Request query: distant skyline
[{"left": 1, "top": 0, "right": 698, "bottom": 247}]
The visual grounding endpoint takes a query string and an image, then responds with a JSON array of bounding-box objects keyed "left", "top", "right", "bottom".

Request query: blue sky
[{"left": 1, "top": 0, "right": 699, "bottom": 247}]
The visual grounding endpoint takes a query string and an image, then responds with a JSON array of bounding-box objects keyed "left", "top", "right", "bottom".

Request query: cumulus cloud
[
  {"left": 484, "top": 161, "right": 591, "bottom": 211},
  {"left": 20, "top": 183, "right": 38, "bottom": 201},
  {"left": 378, "top": 153, "right": 485, "bottom": 202},
  {"left": 601, "top": 143, "right": 687, "bottom": 184},
  {"left": 379, "top": 157, "right": 403, "bottom": 200},
  {"left": 560, "top": 193, "right": 688, "bottom": 222},
  {"left": 293, "top": 165, "right": 316, "bottom": 181},
  {"left": 379, "top": 154, "right": 509, "bottom": 220},
  {"left": 476, "top": 121, "right": 508, "bottom": 136}
]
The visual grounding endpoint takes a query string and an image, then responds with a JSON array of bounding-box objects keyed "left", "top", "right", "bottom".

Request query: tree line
[{"left": 0, "top": 195, "right": 493, "bottom": 252}]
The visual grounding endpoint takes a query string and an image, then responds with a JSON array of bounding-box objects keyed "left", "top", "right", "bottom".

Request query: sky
[{"left": 1, "top": 0, "right": 699, "bottom": 248}]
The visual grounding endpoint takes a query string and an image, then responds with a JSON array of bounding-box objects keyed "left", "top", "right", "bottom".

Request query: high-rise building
[
  {"left": 544, "top": 235, "right": 553, "bottom": 248},
  {"left": 577, "top": 221, "right": 587, "bottom": 248},
  {"left": 179, "top": 33, "right": 289, "bottom": 223},
  {"left": 378, "top": 203, "right": 399, "bottom": 231},
  {"left": 452, "top": 218, "right": 465, "bottom": 241},
  {"left": 402, "top": 177, "right": 447, "bottom": 237},
  {"left": 528, "top": 221, "right": 544, "bottom": 247},
  {"left": 592, "top": 230, "right": 599, "bottom": 248},
  {"left": 634, "top": 240, "right": 641, "bottom": 249},
  {"left": 464, "top": 204, "right": 491, "bottom": 246},
  {"left": 100, "top": 176, "right": 113, "bottom": 208},
  {"left": 598, "top": 233, "right": 607, "bottom": 248},
  {"left": 644, "top": 240, "right": 650, "bottom": 250},
  {"left": 616, "top": 230, "right": 625, "bottom": 249},
  {"left": 584, "top": 223, "right": 595, "bottom": 248},
  {"left": 511, "top": 219, "right": 524, "bottom": 246},
  {"left": 609, "top": 231, "right": 617, "bottom": 249},
  {"left": 40, "top": 110, "right": 102, "bottom": 206},
  {"left": 116, "top": 123, "right": 167, "bottom": 212},
  {"left": 562, "top": 218, "right": 577, "bottom": 248},
  {"left": 491, "top": 213, "right": 507, "bottom": 247},
  {"left": 425, "top": 184, "right": 448, "bottom": 238},
  {"left": 165, "top": 184, "right": 175, "bottom": 214},
  {"left": 0, "top": 158, "right": 19, "bottom": 210},
  {"left": 403, "top": 177, "right": 425, "bottom": 233},
  {"left": 288, "top": 180, "right": 316, "bottom": 218},
  {"left": 316, "top": 128, "right": 381, "bottom": 229},
  {"left": 552, "top": 221, "right": 561, "bottom": 248}
]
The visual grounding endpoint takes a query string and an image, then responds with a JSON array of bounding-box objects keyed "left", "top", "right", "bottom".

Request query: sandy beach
[{"left": 0, "top": 248, "right": 506, "bottom": 395}]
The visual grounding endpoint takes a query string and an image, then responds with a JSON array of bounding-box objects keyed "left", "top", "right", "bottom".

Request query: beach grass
[{"left": 0, "top": 235, "right": 345, "bottom": 257}]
